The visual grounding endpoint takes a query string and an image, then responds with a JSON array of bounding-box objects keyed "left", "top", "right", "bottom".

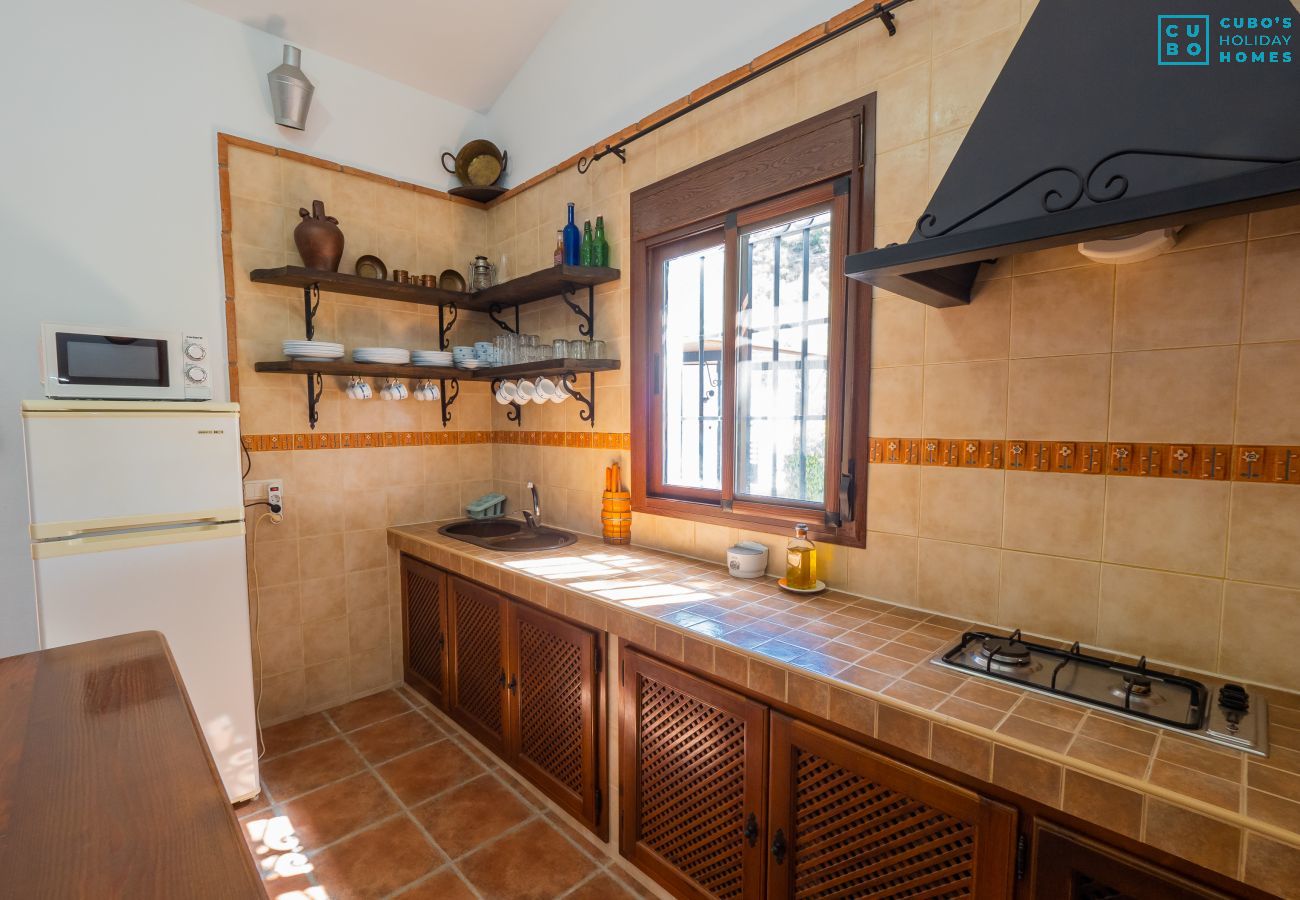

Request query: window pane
[
  {"left": 735, "top": 209, "right": 832, "bottom": 504},
  {"left": 661, "top": 242, "right": 725, "bottom": 491}
]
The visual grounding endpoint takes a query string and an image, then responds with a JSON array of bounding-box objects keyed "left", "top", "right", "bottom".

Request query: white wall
[
  {"left": 486, "top": 0, "right": 857, "bottom": 182},
  {"left": 0, "top": 0, "right": 488, "bottom": 656}
]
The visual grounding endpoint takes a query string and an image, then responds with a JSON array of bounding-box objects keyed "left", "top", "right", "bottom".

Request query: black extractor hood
[{"left": 846, "top": 0, "right": 1300, "bottom": 307}]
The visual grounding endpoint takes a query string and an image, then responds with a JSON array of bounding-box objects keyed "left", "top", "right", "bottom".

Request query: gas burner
[{"left": 933, "top": 629, "right": 1269, "bottom": 755}]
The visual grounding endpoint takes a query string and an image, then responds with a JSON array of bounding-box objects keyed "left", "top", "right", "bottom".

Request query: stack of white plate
[
  {"left": 283, "top": 340, "right": 344, "bottom": 360},
  {"left": 411, "top": 349, "right": 453, "bottom": 367},
  {"left": 353, "top": 347, "right": 411, "bottom": 364},
  {"left": 456, "top": 358, "right": 486, "bottom": 370}
]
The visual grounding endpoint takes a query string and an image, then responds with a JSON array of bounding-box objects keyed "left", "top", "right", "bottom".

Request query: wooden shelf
[
  {"left": 253, "top": 357, "right": 620, "bottom": 382},
  {"left": 457, "top": 266, "right": 620, "bottom": 312},
  {"left": 250, "top": 266, "right": 468, "bottom": 306},
  {"left": 249, "top": 264, "right": 619, "bottom": 311}
]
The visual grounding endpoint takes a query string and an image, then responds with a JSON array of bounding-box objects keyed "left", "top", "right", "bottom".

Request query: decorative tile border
[
  {"left": 242, "top": 430, "right": 632, "bottom": 452},
  {"left": 869, "top": 438, "right": 1300, "bottom": 485}
]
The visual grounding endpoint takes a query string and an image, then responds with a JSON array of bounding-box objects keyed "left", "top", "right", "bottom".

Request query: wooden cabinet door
[
  {"left": 446, "top": 575, "right": 509, "bottom": 755},
  {"left": 1031, "top": 822, "right": 1235, "bottom": 899},
  {"left": 401, "top": 555, "right": 447, "bottom": 709},
  {"left": 766, "top": 713, "right": 1017, "bottom": 900},
  {"left": 507, "top": 602, "right": 603, "bottom": 834},
  {"left": 620, "top": 648, "right": 767, "bottom": 900}
]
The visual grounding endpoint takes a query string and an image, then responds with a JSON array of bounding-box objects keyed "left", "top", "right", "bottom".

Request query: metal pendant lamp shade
[{"left": 268, "top": 44, "right": 313, "bottom": 130}]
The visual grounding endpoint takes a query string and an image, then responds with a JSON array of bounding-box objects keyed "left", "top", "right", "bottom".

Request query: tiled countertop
[{"left": 388, "top": 523, "right": 1300, "bottom": 897}]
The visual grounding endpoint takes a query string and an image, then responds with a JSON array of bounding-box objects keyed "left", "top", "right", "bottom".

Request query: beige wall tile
[
  {"left": 1227, "top": 484, "right": 1300, "bottom": 589},
  {"left": 1108, "top": 346, "right": 1238, "bottom": 443},
  {"left": 1219, "top": 581, "right": 1300, "bottom": 689},
  {"left": 922, "top": 361, "right": 1008, "bottom": 439},
  {"left": 1102, "top": 477, "right": 1230, "bottom": 577},
  {"left": 874, "top": 142, "right": 930, "bottom": 228},
  {"left": 303, "top": 616, "right": 349, "bottom": 665},
  {"left": 1012, "top": 246, "right": 1096, "bottom": 277},
  {"left": 1007, "top": 354, "right": 1111, "bottom": 441},
  {"left": 870, "top": 292, "right": 926, "bottom": 368},
  {"left": 930, "top": 27, "right": 1018, "bottom": 135},
  {"left": 918, "top": 539, "right": 1000, "bottom": 623},
  {"left": 999, "top": 552, "right": 1101, "bottom": 642},
  {"left": 228, "top": 146, "right": 281, "bottom": 201},
  {"left": 865, "top": 463, "right": 919, "bottom": 536},
  {"left": 924, "top": 278, "right": 1011, "bottom": 363},
  {"left": 259, "top": 623, "right": 304, "bottom": 677},
  {"left": 298, "top": 533, "right": 345, "bottom": 580},
  {"left": 1003, "top": 471, "right": 1104, "bottom": 560},
  {"left": 1249, "top": 204, "right": 1300, "bottom": 239},
  {"left": 919, "top": 467, "right": 1004, "bottom": 546},
  {"left": 874, "top": 63, "right": 930, "bottom": 154},
  {"left": 1098, "top": 565, "right": 1223, "bottom": 671},
  {"left": 1235, "top": 341, "right": 1300, "bottom": 445},
  {"left": 846, "top": 532, "right": 919, "bottom": 607},
  {"left": 1010, "top": 266, "right": 1114, "bottom": 358},
  {"left": 868, "top": 365, "right": 923, "bottom": 436},
  {"left": 349, "top": 608, "right": 389, "bottom": 655},
  {"left": 1113, "top": 243, "right": 1244, "bottom": 351},
  {"left": 305, "top": 660, "right": 352, "bottom": 709},
  {"left": 1244, "top": 233, "right": 1300, "bottom": 343},
  {"left": 933, "top": 0, "right": 1022, "bottom": 55}
]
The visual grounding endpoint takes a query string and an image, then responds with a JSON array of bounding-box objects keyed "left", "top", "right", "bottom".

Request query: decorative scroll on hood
[{"left": 845, "top": 0, "right": 1300, "bottom": 307}]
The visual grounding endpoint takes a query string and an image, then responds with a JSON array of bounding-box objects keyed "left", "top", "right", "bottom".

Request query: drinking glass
[
  {"left": 552, "top": 338, "right": 569, "bottom": 358},
  {"left": 587, "top": 340, "right": 607, "bottom": 359},
  {"left": 569, "top": 340, "right": 587, "bottom": 360}
]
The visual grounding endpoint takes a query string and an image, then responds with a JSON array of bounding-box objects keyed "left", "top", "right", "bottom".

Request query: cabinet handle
[
  {"left": 742, "top": 812, "right": 759, "bottom": 848},
  {"left": 508, "top": 674, "right": 518, "bottom": 693},
  {"left": 499, "top": 669, "right": 507, "bottom": 689},
  {"left": 771, "top": 828, "right": 787, "bottom": 865}
]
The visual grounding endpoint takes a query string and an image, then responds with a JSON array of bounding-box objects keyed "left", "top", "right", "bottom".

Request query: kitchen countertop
[
  {"left": 389, "top": 522, "right": 1300, "bottom": 897},
  {"left": 0, "top": 631, "right": 265, "bottom": 899}
]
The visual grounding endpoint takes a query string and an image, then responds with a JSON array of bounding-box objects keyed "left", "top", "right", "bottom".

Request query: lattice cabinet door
[
  {"left": 447, "top": 576, "right": 509, "bottom": 755},
  {"left": 507, "top": 603, "right": 602, "bottom": 835},
  {"left": 620, "top": 648, "right": 768, "bottom": 900},
  {"left": 401, "top": 555, "right": 447, "bottom": 709},
  {"left": 1030, "top": 822, "right": 1234, "bottom": 900},
  {"left": 766, "top": 713, "right": 1017, "bottom": 900}
]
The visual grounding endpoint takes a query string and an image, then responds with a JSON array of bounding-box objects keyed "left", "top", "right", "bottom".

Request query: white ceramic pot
[{"left": 727, "top": 541, "right": 769, "bottom": 579}]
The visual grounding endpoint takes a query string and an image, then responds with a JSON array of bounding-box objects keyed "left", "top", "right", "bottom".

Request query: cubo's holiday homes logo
[{"left": 1158, "top": 13, "right": 1294, "bottom": 66}]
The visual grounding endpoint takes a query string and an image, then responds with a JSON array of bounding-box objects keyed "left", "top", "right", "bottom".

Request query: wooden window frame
[{"left": 630, "top": 94, "right": 876, "bottom": 548}]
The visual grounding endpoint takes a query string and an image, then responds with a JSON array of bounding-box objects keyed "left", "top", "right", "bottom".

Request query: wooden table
[{"left": 0, "top": 631, "right": 265, "bottom": 898}]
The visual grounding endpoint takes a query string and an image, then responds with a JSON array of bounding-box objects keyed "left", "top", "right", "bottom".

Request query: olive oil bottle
[{"left": 785, "top": 523, "right": 817, "bottom": 590}]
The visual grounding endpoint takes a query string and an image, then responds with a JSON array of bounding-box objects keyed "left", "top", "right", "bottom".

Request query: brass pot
[{"left": 441, "top": 140, "right": 507, "bottom": 187}]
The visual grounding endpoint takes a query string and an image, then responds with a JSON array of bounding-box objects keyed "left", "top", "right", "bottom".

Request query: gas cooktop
[{"left": 935, "top": 630, "right": 1268, "bottom": 756}]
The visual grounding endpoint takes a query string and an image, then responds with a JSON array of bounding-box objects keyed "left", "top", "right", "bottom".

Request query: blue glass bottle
[{"left": 562, "top": 203, "right": 581, "bottom": 266}]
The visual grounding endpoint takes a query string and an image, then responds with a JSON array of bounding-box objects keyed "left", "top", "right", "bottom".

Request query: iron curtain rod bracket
[
  {"left": 489, "top": 303, "right": 520, "bottom": 334},
  {"left": 439, "top": 378, "right": 460, "bottom": 427},
  {"left": 437, "top": 302, "right": 458, "bottom": 350},
  {"left": 561, "top": 284, "right": 596, "bottom": 337},
  {"left": 303, "top": 284, "right": 321, "bottom": 340},
  {"left": 490, "top": 378, "right": 522, "bottom": 426},
  {"left": 575, "top": 0, "right": 912, "bottom": 175},
  {"left": 306, "top": 372, "right": 323, "bottom": 430},
  {"left": 561, "top": 371, "right": 596, "bottom": 428}
]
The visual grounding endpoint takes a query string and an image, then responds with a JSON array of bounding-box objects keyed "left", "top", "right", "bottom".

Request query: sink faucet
[{"left": 522, "top": 482, "right": 541, "bottom": 530}]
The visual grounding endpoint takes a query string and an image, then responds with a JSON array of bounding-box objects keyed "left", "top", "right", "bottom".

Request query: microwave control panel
[{"left": 182, "top": 334, "right": 212, "bottom": 399}]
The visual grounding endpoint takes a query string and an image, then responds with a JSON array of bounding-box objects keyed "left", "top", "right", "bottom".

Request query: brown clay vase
[{"left": 294, "top": 200, "right": 344, "bottom": 271}]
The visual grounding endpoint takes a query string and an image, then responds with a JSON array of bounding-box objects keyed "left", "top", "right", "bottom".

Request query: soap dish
[{"left": 466, "top": 492, "right": 507, "bottom": 519}]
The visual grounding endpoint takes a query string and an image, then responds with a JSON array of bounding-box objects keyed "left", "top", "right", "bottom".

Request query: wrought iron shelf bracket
[
  {"left": 489, "top": 303, "right": 520, "bottom": 334},
  {"left": 305, "top": 372, "right": 323, "bottom": 430},
  {"left": 562, "top": 284, "right": 596, "bottom": 337},
  {"left": 437, "top": 302, "right": 458, "bottom": 350},
  {"left": 490, "top": 378, "right": 522, "bottom": 427},
  {"left": 303, "top": 284, "right": 321, "bottom": 340},
  {"left": 439, "top": 377, "right": 460, "bottom": 428},
  {"left": 561, "top": 371, "right": 596, "bottom": 428}
]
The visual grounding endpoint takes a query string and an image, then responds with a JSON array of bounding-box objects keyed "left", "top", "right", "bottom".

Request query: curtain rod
[{"left": 576, "top": 0, "right": 917, "bottom": 174}]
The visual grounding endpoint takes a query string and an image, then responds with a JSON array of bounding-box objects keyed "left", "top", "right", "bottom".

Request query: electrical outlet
[
  {"left": 267, "top": 481, "right": 284, "bottom": 515},
  {"left": 244, "top": 479, "right": 284, "bottom": 503}
]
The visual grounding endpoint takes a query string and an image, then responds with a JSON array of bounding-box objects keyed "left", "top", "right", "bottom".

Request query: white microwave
[{"left": 40, "top": 323, "right": 213, "bottom": 400}]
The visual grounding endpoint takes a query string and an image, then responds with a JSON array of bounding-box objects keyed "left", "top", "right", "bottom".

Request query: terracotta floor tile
[
  {"left": 458, "top": 819, "right": 597, "bottom": 900},
  {"left": 348, "top": 711, "right": 444, "bottom": 763},
  {"left": 393, "top": 867, "right": 477, "bottom": 900},
  {"left": 412, "top": 774, "right": 534, "bottom": 858},
  {"left": 566, "top": 872, "right": 642, "bottom": 900},
  {"left": 376, "top": 739, "right": 486, "bottom": 805},
  {"left": 326, "top": 690, "right": 413, "bottom": 732},
  {"left": 311, "top": 816, "right": 439, "bottom": 900},
  {"left": 279, "top": 772, "right": 400, "bottom": 848},
  {"left": 259, "top": 738, "right": 365, "bottom": 800},
  {"left": 262, "top": 712, "right": 338, "bottom": 759}
]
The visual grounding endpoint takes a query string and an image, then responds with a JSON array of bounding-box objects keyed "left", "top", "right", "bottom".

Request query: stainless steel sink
[{"left": 437, "top": 518, "right": 577, "bottom": 551}]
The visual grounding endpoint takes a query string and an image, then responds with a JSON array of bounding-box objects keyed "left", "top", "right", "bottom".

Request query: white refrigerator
[{"left": 22, "top": 400, "right": 259, "bottom": 802}]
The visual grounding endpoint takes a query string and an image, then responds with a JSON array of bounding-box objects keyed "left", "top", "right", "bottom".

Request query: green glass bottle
[
  {"left": 580, "top": 220, "right": 594, "bottom": 266},
  {"left": 594, "top": 216, "right": 609, "bottom": 267}
]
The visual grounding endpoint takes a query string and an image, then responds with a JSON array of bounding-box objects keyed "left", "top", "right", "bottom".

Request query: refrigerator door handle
[
  {"left": 29, "top": 507, "right": 244, "bottom": 541},
  {"left": 31, "top": 521, "right": 245, "bottom": 559}
]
